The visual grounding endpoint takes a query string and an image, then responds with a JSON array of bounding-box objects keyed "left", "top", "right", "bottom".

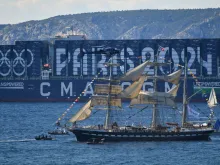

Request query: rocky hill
[{"left": 0, "top": 8, "right": 220, "bottom": 44}]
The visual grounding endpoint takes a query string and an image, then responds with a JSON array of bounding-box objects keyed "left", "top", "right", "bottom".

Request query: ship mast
[
  {"left": 182, "top": 47, "right": 188, "bottom": 127},
  {"left": 104, "top": 57, "right": 113, "bottom": 129},
  {"left": 151, "top": 47, "right": 159, "bottom": 129}
]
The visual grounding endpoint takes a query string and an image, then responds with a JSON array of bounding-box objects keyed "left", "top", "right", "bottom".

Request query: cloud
[
  {"left": 11, "top": 0, "right": 41, "bottom": 8},
  {"left": 60, "top": 0, "right": 75, "bottom": 3},
  {"left": 54, "top": 0, "right": 220, "bottom": 13},
  {"left": 54, "top": 0, "right": 155, "bottom": 13},
  {"left": 0, "top": 0, "right": 219, "bottom": 24}
]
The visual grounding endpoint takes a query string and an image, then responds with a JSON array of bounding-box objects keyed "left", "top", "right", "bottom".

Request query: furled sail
[
  {"left": 69, "top": 100, "right": 92, "bottom": 123},
  {"left": 130, "top": 85, "right": 179, "bottom": 108},
  {"left": 91, "top": 96, "right": 122, "bottom": 107},
  {"left": 155, "top": 69, "right": 183, "bottom": 85},
  {"left": 120, "top": 60, "right": 149, "bottom": 81},
  {"left": 208, "top": 88, "right": 218, "bottom": 108},
  {"left": 95, "top": 84, "right": 121, "bottom": 95},
  {"left": 119, "top": 76, "right": 147, "bottom": 98}
]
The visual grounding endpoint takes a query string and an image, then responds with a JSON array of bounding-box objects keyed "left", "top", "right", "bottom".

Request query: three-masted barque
[{"left": 67, "top": 46, "right": 214, "bottom": 142}]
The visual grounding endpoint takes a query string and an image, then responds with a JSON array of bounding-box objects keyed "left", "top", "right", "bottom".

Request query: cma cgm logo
[
  {"left": 0, "top": 49, "right": 34, "bottom": 76},
  {"left": 56, "top": 47, "right": 212, "bottom": 75},
  {"left": 40, "top": 81, "right": 174, "bottom": 97}
]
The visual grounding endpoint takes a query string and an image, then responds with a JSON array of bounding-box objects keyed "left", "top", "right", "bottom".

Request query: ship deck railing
[
  {"left": 74, "top": 124, "right": 213, "bottom": 133},
  {"left": 76, "top": 125, "right": 180, "bottom": 133}
]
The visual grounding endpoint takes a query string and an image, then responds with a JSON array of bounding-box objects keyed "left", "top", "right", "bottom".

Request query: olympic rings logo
[{"left": 0, "top": 49, "right": 34, "bottom": 76}]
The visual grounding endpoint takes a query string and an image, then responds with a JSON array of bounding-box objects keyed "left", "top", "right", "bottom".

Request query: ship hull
[
  {"left": 0, "top": 38, "right": 220, "bottom": 102},
  {"left": 70, "top": 128, "right": 213, "bottom": 142}
]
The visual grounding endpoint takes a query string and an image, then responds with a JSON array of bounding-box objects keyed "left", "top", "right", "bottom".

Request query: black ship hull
[{"left": 70, "top": 128, "right": 214, "bottom": 142}]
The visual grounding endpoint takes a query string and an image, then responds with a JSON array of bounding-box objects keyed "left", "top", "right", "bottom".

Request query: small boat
[
  {"left": 87, "top": 138, "right": 105, "bottom": 144},
  {"left": 35, "top": 135, "right": 53, "bottom": 140},
  {"left": 208, "top": 88, "right": 218, "bottom": 109},
  {"left": 207, "top": 88, "right": 220, "bottom": 136},
  {"left": 48, "top": 128, "right": 69, "bottom": 135}
]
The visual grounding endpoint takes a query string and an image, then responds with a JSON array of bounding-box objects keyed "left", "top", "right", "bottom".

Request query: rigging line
[
  {"left": 171, "top": 107, "right": 178, "bottom": 124},
  {"left": 193, "top": 104, "right": 207, "bottom": 112},
  {"left": 176, "top": 107, "right": 183, "bottom": 116},
  {"left": 55, "top": 69, "right": 104, "bottom": 124},
  {"left": 127, "top": 105, "right": 149, "bottom": 119},
  {"left": 193, "top": 104, "right": 208, "bottom": 114},
  {"left": 187, "top": 89, "right": 203, "bottom": 101},
  {"left": 91, "top": 106, "right": 122, "bottom": 117},
  {"left": 92, "top": 110, "right": 99, "bottom": 115},
  {"left": 193, "top": 104, "right": 211, "bottom": 119},
  {"left": 161, "top": 55, "right": 210, "bottom": 103},
  {"left": 160, "top": 106, "right": 165, "bottom": 125}
]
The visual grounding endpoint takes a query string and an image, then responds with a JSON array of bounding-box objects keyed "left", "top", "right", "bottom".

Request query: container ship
[{"left": 0, "top": 35, "right": 220, "bottom": 102}]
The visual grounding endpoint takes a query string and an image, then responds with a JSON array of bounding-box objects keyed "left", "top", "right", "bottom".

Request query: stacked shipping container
[{"left": 0, "top": 38, "right": 219, "bottom": 102}]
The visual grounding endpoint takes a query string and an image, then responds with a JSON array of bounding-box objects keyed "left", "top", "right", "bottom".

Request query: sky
[{"left": 0, "top": 0, "right": 220, "bottom": 24}]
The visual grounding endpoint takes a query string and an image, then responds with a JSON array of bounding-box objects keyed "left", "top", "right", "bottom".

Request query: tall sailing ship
[{"left": 66, "top": 47, "right": 214, "bottom": 142}]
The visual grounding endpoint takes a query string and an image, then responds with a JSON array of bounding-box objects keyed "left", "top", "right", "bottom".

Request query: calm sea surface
[{"left": 0, "top": 102, "right": 220, "bottom": 165}]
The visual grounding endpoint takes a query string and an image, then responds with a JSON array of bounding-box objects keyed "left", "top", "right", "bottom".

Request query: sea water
[{"left": 0, "top": 102, "right": 220, "bottom": 165}]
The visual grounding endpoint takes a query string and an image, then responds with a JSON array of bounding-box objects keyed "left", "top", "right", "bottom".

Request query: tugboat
[
  {"left": 35, "top": 134, "right": 53, "bottom": 140},
  {"left": 66, "top": 46, "right": 214, "bottom": 142}
]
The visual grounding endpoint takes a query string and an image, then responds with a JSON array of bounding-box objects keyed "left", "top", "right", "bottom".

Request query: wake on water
[
  {"left": 210, "top": 136, "right": 220, "bottom": 141},
  {"left": 0, "top": 139, "right": 36, "bottom": 143}
]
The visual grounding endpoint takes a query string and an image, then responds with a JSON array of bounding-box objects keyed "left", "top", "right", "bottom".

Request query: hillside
[{"left": 0, "top": 8, "right": 220, "bottom": 44}]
